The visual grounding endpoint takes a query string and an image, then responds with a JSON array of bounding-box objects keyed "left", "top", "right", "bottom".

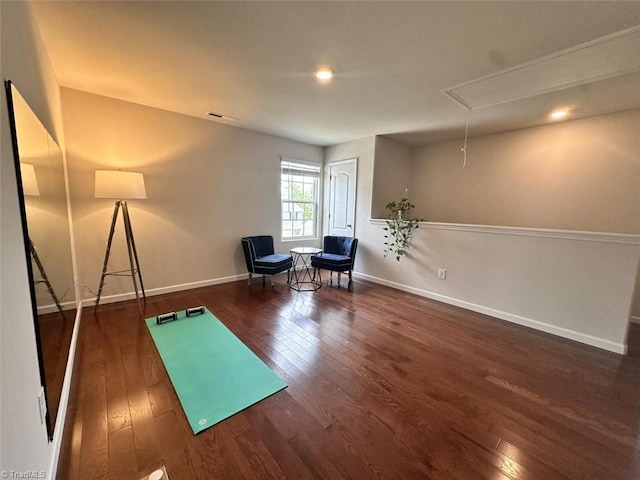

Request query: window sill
[{"left": 281, "top": 237, "right": 319, "bottom": 243}]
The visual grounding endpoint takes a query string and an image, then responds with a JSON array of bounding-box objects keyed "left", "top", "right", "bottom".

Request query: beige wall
[
  {"left": 410, "top": 110, "right": 640, "bottom": 234},
  {"left": 370, "top": 136, "right": 412, "bottom": 219},
  {"left": 61, "top": 88, "right": 323, "bottom": 301},
  {"left": 408, "top": 110, "right": 640, "bottom": 320},
  {"left": 1, "top": 1, "right": 66, "bottom": 475}
]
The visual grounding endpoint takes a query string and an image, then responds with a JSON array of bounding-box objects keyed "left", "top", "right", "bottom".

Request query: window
[{"left": 281, "top": 159, "right": 320, "bottom": 239}]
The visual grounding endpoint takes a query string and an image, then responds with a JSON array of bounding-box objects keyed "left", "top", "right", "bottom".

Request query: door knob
[{"left": 347, "top": 224, "right": 352, "bottom": 228}]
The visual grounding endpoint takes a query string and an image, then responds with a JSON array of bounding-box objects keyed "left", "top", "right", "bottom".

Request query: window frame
[{"left": 280, "top": 157, "right": 321, "bottom": 242}]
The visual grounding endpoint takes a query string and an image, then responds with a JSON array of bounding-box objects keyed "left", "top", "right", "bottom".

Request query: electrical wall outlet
[
  {"left": 438, "top": 268, "right": 447, "bottom": 280},
  {"left": 37, "top": 386, "right": 47, "bottom": 425}
]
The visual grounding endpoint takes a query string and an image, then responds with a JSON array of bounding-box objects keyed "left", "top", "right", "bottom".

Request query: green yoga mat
[{"left": 145, "top": 308, "right": 287, "bottom": 434}]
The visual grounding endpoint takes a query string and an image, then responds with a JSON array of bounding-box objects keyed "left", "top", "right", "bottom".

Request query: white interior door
[{"left": 328, "top": 159, "right": 357, "bottom": 237}]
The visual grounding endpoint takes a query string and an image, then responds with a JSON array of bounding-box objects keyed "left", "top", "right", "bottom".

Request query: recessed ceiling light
[
  {"left": 549, "top": 109, "right": 569, "bottom": 120},
  {"left": 313, "top": 67, "right": 335, "bottom": 81}
]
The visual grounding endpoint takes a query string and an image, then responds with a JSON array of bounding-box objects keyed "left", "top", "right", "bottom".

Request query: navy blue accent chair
[
  {"left": 311, "top": 236, "right": 358, "bottom": 286},
  {"left": 241, "top": 235, "right": 293, "bottom": 287}
]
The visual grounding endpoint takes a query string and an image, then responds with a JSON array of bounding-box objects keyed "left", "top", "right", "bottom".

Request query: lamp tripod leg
[
  {"left": 122, "top": 201, "right": 145, "bottom": 305},
  {"left": 30, "top": 239, "right": 64, "bottom": 316},
  {"left": 96, "top": 201, "right": 120, "bottom": 306}
]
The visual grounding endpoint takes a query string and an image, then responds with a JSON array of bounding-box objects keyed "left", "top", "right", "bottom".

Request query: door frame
[{"left": 324, "top": 157, "right": 358, "bottom": 238}]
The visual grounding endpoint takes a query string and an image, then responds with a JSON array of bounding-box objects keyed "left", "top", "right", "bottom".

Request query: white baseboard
[
  {"left": 47, "top": 304, "right": 83, "bottom": 480},
  {"left": 81, "top": 273, "right": 249, "bottom": 307},
  {"left": 354, "top": 272, "right": 627, "bottom": 355},
  {"left": 36, "top": 300, "right": 77, "bottom": 315}
]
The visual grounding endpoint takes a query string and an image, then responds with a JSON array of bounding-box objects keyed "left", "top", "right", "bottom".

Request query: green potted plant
[{"left": 383, "top": 198, "right": 423, "bottom": 261}]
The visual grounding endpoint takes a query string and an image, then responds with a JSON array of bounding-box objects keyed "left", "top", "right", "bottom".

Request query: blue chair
[
  {"left": 241, "top": 235, "right": 293, "bottom": 287},
  {"left": 311, "top": 236, "right": 358, "bottom": 286}
]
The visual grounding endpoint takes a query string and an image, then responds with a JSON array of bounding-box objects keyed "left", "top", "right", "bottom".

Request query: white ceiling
[{"left": 30, "top": 1, "right": 640, "bottom": 147}]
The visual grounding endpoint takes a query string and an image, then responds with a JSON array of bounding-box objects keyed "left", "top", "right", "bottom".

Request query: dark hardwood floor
[{"left": 57, "top": 277, "right": 640, "bottom": 480}]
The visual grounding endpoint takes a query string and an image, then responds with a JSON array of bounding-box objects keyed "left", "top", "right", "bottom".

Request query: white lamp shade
[
  {"left": 95, "top": 170, "right": 147, "bottom": 199},
  {"left": 21, "top": 163, "right": 40, "bottom": 196}
]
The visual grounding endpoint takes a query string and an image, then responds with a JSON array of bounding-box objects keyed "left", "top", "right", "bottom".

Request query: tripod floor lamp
[{"left": 95, "top": 170, "right": 146, "bottom": 306}]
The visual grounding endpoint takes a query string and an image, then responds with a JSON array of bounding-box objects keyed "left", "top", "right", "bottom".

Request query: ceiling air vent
[{"left": 206, "top": 111, "right": 237, "bottom": 121}]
